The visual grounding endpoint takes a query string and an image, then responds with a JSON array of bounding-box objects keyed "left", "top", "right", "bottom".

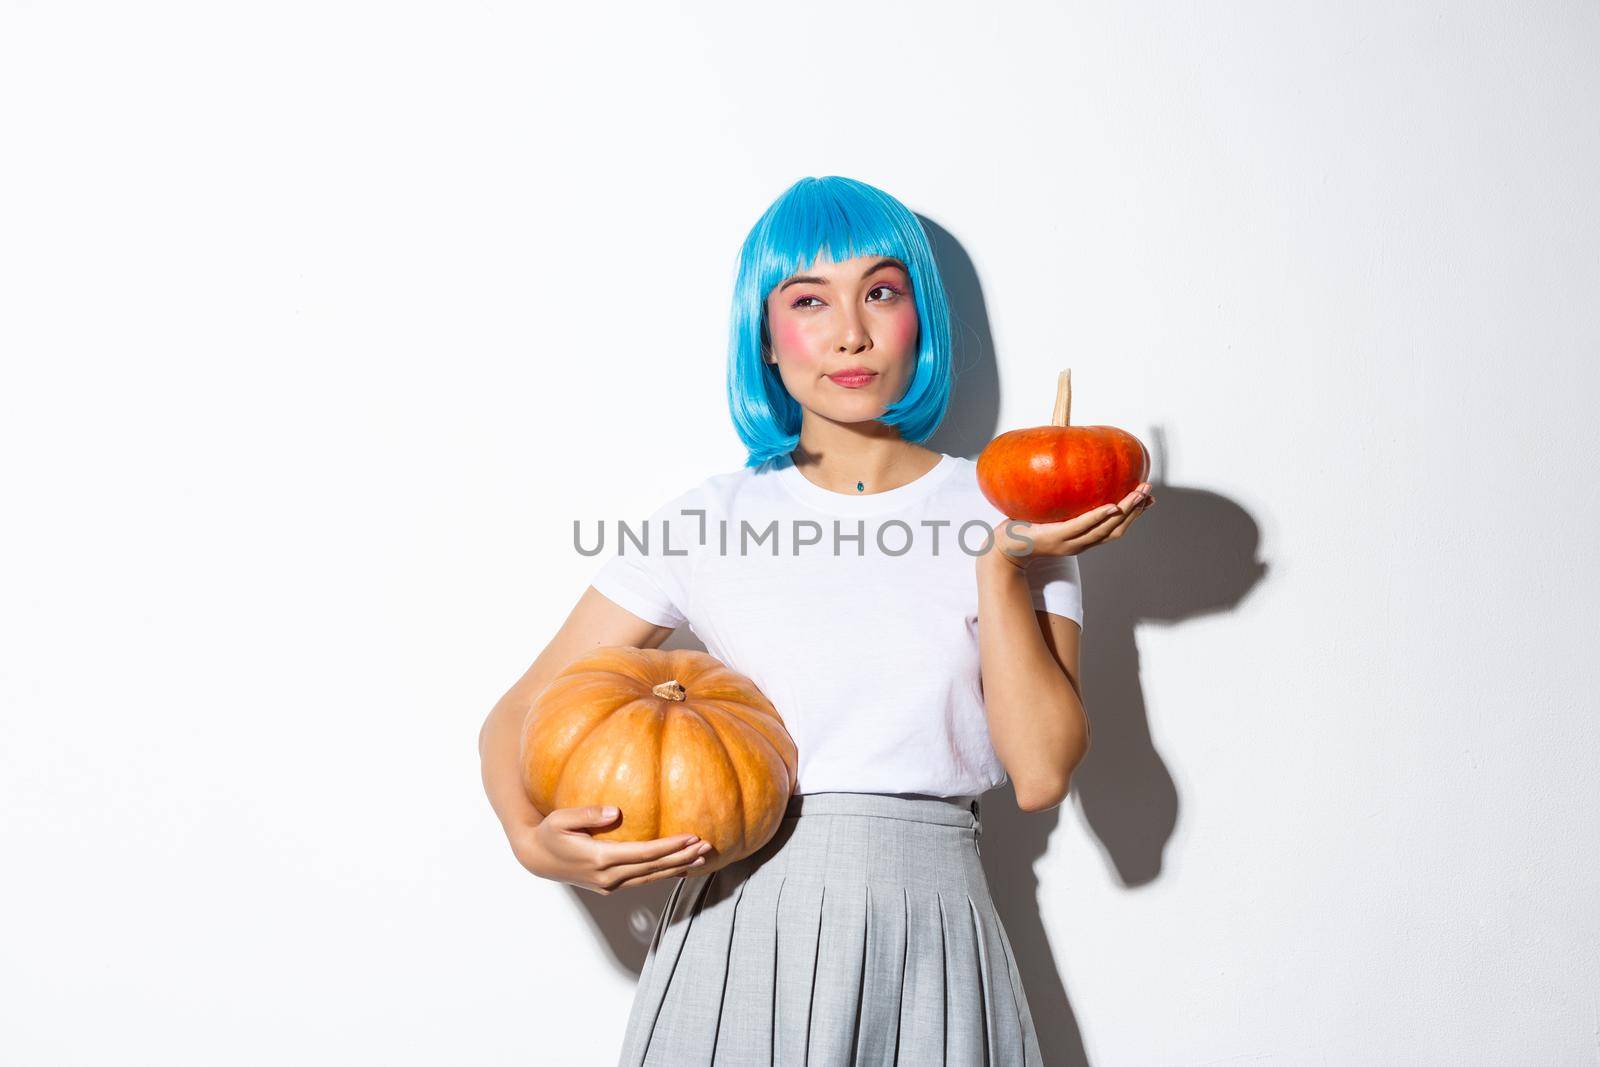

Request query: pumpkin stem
[
  {"left": 1051, "top": 368, "right": 1072, "bottom": 427},
  {"left": 651, "top": 680, "right": 688, "bottom": 701}
]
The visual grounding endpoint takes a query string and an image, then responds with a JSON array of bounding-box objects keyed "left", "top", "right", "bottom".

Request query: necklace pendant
[{"left": 855, "top": 481, "right": 865, "bottom": 492}]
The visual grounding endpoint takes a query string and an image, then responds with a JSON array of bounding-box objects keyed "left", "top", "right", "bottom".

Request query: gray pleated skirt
[{"left": 616, "top": 790, "right": 1042, "bottom": 1066}]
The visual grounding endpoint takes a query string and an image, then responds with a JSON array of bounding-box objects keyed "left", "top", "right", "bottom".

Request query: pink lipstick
[{"left": 827, "top": 368, "right": 878, "bottom": 389}]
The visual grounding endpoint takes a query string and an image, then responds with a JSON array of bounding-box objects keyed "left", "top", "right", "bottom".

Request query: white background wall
[{"left": 4, "top": 2, "right": 1596, "bottom": 1064}]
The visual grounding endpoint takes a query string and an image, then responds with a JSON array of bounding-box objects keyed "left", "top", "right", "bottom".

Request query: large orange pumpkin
[{"left": 520, "top": 646, "right": 797, "bottom": 874}]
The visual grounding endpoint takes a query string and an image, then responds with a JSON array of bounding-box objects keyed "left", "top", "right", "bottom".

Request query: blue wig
[{"left": 726, "top": 176, "right": 954, "bottom": 469}]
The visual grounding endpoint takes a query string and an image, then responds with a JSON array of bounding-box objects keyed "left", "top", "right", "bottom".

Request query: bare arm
[
  {"left": 975, "top": 550, "right": 1089, "bottom": 812},
  {"left": 978, "top": 481, "right": 1154, "bottom": 811}
]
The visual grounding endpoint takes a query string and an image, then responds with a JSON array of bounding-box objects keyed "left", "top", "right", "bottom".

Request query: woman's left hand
[{"left": 985, "top": 481, "right": 1155, "bottom": 570}]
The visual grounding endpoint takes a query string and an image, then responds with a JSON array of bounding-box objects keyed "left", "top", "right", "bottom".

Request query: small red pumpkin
[{"left": 977, "top": 369, "right": 1150, "bottom": 524}]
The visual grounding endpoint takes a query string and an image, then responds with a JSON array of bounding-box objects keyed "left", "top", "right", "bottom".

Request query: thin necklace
[
  {"left": 852, "top": 457, "right": 934, "bottom": 492},
  {"left": 798, "top": 454, "right": 933, "bottom": 494}
]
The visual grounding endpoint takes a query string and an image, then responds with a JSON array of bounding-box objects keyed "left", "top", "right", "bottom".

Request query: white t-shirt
[{"left": 587, "top": 452, "right": 1084, "bottom": 798}]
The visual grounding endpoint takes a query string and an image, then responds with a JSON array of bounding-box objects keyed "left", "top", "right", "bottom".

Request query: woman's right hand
[{"left": 510, "top": 806, "right": 713, "bottom": 895}]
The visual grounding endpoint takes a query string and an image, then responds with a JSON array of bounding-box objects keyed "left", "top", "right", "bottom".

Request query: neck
[{"left": 789, "top": 421, "right": 941, "bottom": 495}]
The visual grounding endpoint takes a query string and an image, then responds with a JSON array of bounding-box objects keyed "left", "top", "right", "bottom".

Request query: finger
[
  {"left": 605, "top": 839, "right": 713, "bottom": 884},
  {"left": 1093, "top": 502, "right": 1135, "bottom": 535},
  {"left": 1031, "top": 506, "right": 1118, "bottom": 544},
  {"left": 1060, "top": 505, "right": 1132, "bottom": 552},
  {"left": 550, "top": 805, "right": 622, "bottom": 832},
  {"left": 1085, "top": 501, "right": 1133, "bottom": 528},
  {"left": 1033, "top": 503, "right": 1127, "bottom": 539},
  {"left": 1117, "top": 492, "right": 1152, "bottom": 528},
  {"left": 1108, "top": 489, "right": 1156, "bottom": 535},
  {"left": 1019, "top": 487, "right": 1150, "bottom": 551},
  {"left": 1110, "top": 490, "right": 1157, "bottom": 533},
  {"left": 609, "top": 857, "right": 710, "bottom": 892},
  {"left": 595, "top": 834, "right": 704, "bottom": 868}
]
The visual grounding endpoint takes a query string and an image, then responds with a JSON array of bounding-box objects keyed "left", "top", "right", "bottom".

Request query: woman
[{"left": 478, "top": 175, "right": 1154, "bottom": 1065}]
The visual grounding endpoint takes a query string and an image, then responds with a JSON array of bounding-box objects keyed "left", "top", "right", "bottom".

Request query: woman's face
[{"left": 763, "top": 253, "right": 919, "bottom": 423}]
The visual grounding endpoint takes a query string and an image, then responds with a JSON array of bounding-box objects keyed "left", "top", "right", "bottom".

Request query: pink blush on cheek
[
  {"left": 882, "top": 307, "right": 918, "bottom": 352},
  {"left": 771, "top": 317, "right": 813, "bottom": 359}
]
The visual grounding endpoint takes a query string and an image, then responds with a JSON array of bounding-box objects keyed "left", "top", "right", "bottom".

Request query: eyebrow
[{"left": 778, "top": 257, "right": 908, "bottom": 293}]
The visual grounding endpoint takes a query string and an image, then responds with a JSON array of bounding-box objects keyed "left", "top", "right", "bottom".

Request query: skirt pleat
[
  {"left": 852, "top": 882, "right": 906, "bottom": 1064},
  {"left": 616, "top": 791, "right": 1042, "bottom": 1066},
  {"left": 804, "top": 881, "right": 868, "bottom": 1063}
]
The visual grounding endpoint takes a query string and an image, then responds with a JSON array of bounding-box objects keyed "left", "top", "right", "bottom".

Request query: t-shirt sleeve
[
  {"left": 1026, "top": 552, "right": 1084, "bottom": 626},
  {"left": 587, "top": 490, "right": 701, "bottom": 629}
]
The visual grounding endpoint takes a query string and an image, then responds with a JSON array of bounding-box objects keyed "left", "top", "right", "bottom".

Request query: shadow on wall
[{"left": 566, "top": 214, "right": 1269, "bottom": 1066}]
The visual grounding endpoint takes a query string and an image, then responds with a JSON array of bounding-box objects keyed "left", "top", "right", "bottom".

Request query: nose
[{"left": 834, "top": 306, "right": 871, "bottom": 355}]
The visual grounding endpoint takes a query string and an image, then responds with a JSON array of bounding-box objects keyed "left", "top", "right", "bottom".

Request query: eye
[
  {"left": 791, "top": 295, "right": 823, "bottom": 309},
  {"left": 867, "top": 284, "right": 904, "bottom": 302}
]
